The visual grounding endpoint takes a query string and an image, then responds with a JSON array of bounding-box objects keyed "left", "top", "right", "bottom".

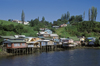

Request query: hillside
[
  {"left": 55, "top": 21, "right": 100, "bottom": 39},
  {"left": 0, "top": 20, "right": 100, "bottom": 39},
  {"left": 0, "top": 20, "right": 38, "bottom": 36},
  {"left": 55, "top": 26, "right": 80, "bottom": 41}
]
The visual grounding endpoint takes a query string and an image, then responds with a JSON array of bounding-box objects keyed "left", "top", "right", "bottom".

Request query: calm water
[{"left": 0, "top": 48, "right": 100, "bottom": 66}]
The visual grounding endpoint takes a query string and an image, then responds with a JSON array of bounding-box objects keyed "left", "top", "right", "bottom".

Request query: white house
[
  {"left": 12, "top": 20, "right": 29, "bottom": 25},
  {"left": 50, "top": 34, "right": 59, "bottom": 39}
]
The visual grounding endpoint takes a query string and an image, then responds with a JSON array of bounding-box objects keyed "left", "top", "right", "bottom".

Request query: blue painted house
[
  {"left": 87, "top": 37, "right": 96, "bottom": 45},
  {"left": 54, "top": 39, "right": 60, "bottom": 45},
  {"left": 37, "top": 29, "right": 52, "bottom": 38},
  {"left": 44, "top": 29, "right": 52, "bottom": 34},
  {"left": 39, "top": 40, "right": 54, "bottom": 47}
]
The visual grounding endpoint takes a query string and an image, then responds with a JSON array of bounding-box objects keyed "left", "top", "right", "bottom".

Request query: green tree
[
  {"left": 69, "top": 16, "right": 75, "bottom": 24},
  {"left": 66, "top": 11, "right": 70, "bottom": 20},
  {"left": 88, "top": 8, "right": 91, "bottom": 21},
  {"left": 83, "top": 11, "right": 85, "bottom": 21},
  {"left": 61, "top": 14, "right": 64, "bottom": 21},
  {"left": 94, "top": 8, "right": 97, "bottom": 21},
  {"left": 94, "top": 38, "right": 99, "bottom": 46},
  {"left": 38, "top": 17, "right": 39, "bottom": 21},
  {"left": 15, "top": 24, "right": 24, "bottom": 34},
  {"left": 91, "top": 6, "right": 97, "bottom": 21},
  {"left": 8, "top": 19, "right": 13, "bottom": 22},
  {"left": 21, "top": 10, "right": 25, "bottom": 24},
  {"left": 64, "top": 14, "right": 67, "bottom": 19},
  {"left": 42, "top": 16, "right": 45, "bottom": 22},
  {"left": 0, "top": 38, "right": 3, "bottom": 45}
]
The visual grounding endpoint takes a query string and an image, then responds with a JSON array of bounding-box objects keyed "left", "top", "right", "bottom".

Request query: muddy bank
[{"left": 0, "top": 51, "right": 13, "bottom": 57}]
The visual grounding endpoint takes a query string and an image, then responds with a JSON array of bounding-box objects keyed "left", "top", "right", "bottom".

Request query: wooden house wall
[
  {"left": 27, "top": 42, "right": 40, "bottom": 48},
  {"left": 7, "top": 43, "right": 27, "bottom": 48},
  {"left": 43, "top": 34, "right": 50, "bottom": 37},
  {"left": 41, "top": 41, "right": 54, "bottom": 46}
]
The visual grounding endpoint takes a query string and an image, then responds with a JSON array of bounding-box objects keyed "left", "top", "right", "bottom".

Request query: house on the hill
[
  {"left": 12, "top": 20, "right": 29, "bottom": 25},
  {"left": 37, "top": 32, "right": 50, "bottom": 38},
  {"left": 60, "top": 24, "right": 67, "bottom": 27},
  {"left": 50, "top": 34, "right": 59, "bottom": 39},
  {"left": 52, "top": 26, "right": 60, "bottom": 29},
  {"left": 39, "top": 28, "right": 48, "bottom": 31},
  {"left": 37, "top": 29, "right": 52, "bottom": 38}
]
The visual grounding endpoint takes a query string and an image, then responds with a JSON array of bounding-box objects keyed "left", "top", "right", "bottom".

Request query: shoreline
[
  {"left": 0, "top": 46, "right": 100, "bottom": 57},
  {"left": 0, "top": 51, "right": 13, "bottom": 57}
]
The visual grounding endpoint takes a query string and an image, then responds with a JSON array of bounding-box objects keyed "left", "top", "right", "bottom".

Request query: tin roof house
[
  {"left": 50, "top": 34, "right": 59, "bottom": 39},
  {"left": 87, "top": 37, "right": 96, "bottom": 45},
  {"left": 0, "top": 35, "right": 26, "bottom": 47},
  {"left": 39, "top": 40, "right": 54, "bottom": 47},
  {"left": 61, "top": 38, "right": 75, "bottom": 47},
  {"left": 39, "top": 28, "right": 48, "bottom": 31},
  {"left": 0, "top": 36, "right": 15, "bottom": 41},
  {"left": 37, "top": 29, "right": 52, "bottom": 38},
  {"left": 52, "top": 26, "right": 60, "bottom": 29},
  {"left": 60, "top": 24, "right": 67, "bottom": 27},
  {"left": 24, "top": 37, "right": 42, "bottom": 48},
  {"left": 4, "top": 40, "right": 27, "bottom": 49}
]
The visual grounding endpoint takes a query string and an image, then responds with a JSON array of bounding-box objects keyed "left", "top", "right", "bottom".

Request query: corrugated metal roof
[
  {"left": 8, "top": 40, "right": 26, "bottom": 43},
  {"left": 87, "top": 37, "right": 96, "bottom": 39},
  {"left": 0, "top": 36, "right": 15, "bottom": 39},
  {"left": 45, "top": 37, "right": 53, "bottom": 40},
  {"left": 50, "top": 34, "right": 58, "bottom": 36},
  {"left": 39, "top": 40, "right": 50, "bottom": 42},
  {"left": 38, "top": 36, "right": 45, "bottom": 38}
]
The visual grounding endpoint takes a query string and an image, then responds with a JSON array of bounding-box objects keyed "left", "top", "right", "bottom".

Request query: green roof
[
  {"left": 8, "top": 40, "right": 26, "bottom": 43},
  {"left": 45, "top": 37, "right": 52, "bottom": 40},
  {"left": 0, "top": 36, "right": 15, "bottom": 39}
]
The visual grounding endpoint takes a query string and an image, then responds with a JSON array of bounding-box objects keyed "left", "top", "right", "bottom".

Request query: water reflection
[{"left": 0, "top": 49, "right": 100, "bottom": 66}]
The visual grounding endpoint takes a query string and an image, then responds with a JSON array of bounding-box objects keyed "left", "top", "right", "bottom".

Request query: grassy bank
[
  {"left": 0, "top": 48, "right": 2, "bottom": 51},
  {"left": 0, "top": 20, "right": 38, "bottom": 36}
]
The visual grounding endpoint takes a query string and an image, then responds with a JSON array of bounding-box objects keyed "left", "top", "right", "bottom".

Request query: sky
[{"left": 0, "top": 0, "right": 100, "bottom": 22}]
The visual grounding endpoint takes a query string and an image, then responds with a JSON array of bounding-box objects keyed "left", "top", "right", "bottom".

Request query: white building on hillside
[{"left": 12, "top": 20, "right": 29, "bottom": 25}]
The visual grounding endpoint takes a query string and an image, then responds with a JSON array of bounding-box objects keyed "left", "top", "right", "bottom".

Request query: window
[
  {"left": 42, "top": 42, "right": 46, "bottom": 46},
  {"left": 22, "top": 43, "right": 25, "bottom": 46},
  {"left": 17, "top": 43, "right": 20, "bottom": 46},
  {"left": 14, "top": 43, "right": 18, "bottom": 47},
  {"left": 8, "top": 43, "right": 11, "bottom": 47},
  {"left": 14, "top": 43, "right": 21, "bottom": 47}
]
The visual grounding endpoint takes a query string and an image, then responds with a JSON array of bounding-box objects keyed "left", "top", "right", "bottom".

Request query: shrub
[{"left": 94, "top": 39, "right": 99, "bottom": 46}]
